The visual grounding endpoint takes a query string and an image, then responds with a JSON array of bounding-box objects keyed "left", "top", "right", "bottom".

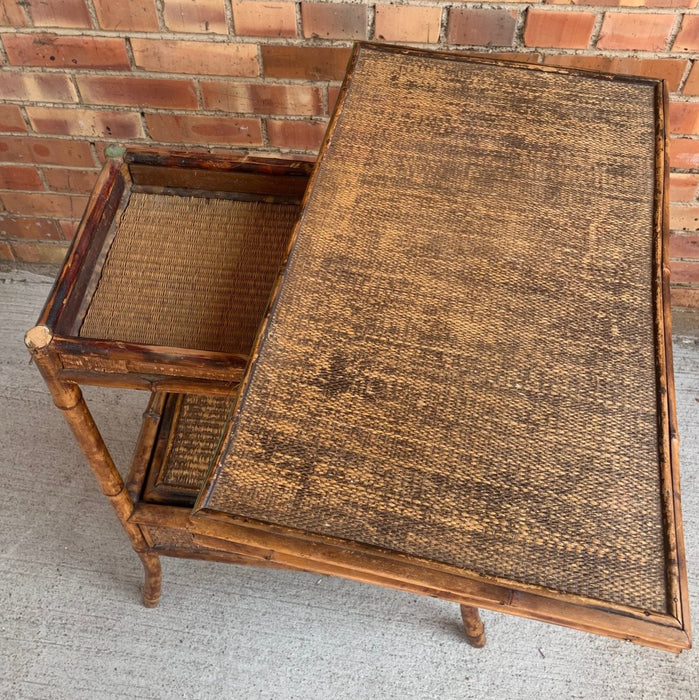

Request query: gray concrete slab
[{"left": 1, "top": 269, "right": 697, "bottom": 699}]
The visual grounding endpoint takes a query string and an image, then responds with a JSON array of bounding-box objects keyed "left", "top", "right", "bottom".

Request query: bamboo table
[{"left": 28, "top": 43, "right": 691, "bottom": 653}]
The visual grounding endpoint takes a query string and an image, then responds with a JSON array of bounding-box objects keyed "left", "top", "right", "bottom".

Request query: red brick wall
[{"left": 1, "top": 0, "right": 698, "bottom": 305}]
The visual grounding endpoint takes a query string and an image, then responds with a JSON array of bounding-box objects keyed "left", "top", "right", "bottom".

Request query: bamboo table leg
[
  {"left": 26, "top": 325, "right": 162, "bottom": 607},
  {"left": 460, "top": 605, "right": 487, "bottom": 648}
]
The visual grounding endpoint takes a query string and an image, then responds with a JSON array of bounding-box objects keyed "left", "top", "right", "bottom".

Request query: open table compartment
[{"left": 37, "top": 148, "right": 312, "bottom": 394}]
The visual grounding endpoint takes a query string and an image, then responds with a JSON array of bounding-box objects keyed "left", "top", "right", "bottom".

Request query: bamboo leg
[
  {"left": 139, "top": 552, "right": 162, "bottom": 607},
  {"left": 26, "top": 325, "right": 160, "bottom": 607},
  {"left": 460, "top": 605, "right": 487, "bottom": 648}
]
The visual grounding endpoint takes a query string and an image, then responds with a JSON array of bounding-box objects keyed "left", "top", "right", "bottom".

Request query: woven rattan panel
[
  {"left": 202, "top": 48, "right": 667, "bottom": 611},
  {"left": 80, "top": 194, "right": 299, "bottom": 354},
  {"left": 157, "top": 394, "right": 232, "bottom": 491}
]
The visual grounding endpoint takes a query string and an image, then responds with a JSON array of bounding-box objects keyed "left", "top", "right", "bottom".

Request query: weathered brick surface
[
  {"left": 0, "top": 165, "right": 43, "bottom": 190},
  {"left": 131, "top": 39, "right": 259, "bottom": 77},
  {"left": 671, "top": 259, "right": 699, "bottom": 284},
  {"left": 92, "top": 0, "right": 160, "bottom": 31},
  {"left": 684, "top": 63, "right": 699, "bottom": 96},
  {"left": 201, "top": 82, "right": 323, "bottom": 116},
  {"left": 0, "top": 215, "right": 62, "bottom": 240},
  {"left": 0, "top": 136, "right": 96, "bottom": 166},
  {"left": 261, "top": 45, "right": 352, "bottom": 80},
  {"left": 2, "top": 34, "right": 130, "bottom": 69},
  {"left": 374, "top": 5, "right": 442, "bottom": 43},
  {"left": 0, "top": 105, "right": 26, "bottom": 133},
  {"left": 77, "top": 76, "right": 198, "bottom": 110},
  {"left": 233, "top": 1, "right": 297, "bottom": 37},
  {"left": 27, "top": 107, "right": 144, "bottom": 139},
  {"left": 669, "top": 103, "right": 699, "bottom": 136},
  {"left": 524, "top": 10, "right": 596, "bottom": 49},
  {"left": 2, "top": 71, "right": 77, "bottom": 103},
  {"left": 0, "top": 241, "right": 13, "bottom": 261},
  {"left": 58, "top": 219, "right": 78, "bottom": 239},
  {"left": 673, "top": 14, "right": 699, "bottom": 51},
  {"left": 670, "top": 138, "right": 699, "bottom": 169},
  {"left": 670, "top": 234, "right": 699, "bottom": 259},
  {"left": 301, "top": 3, "right": 366, "bottom": 40},
  {"left": 1, "top": 191, "right": 88, "bottom": 219},
  {"left": 597, "top": 12, "right": 675, "bottom": 51},
  {"left": 163, "top": 0, "right": 227, "bottom": 34},
  {"left": 671, "top": 205, "right": 699, "bottom": 231},
  {"left": 28, "top": 0, "right": 92, "bottom": 28},
  {"left": 542, "top": 55, "right": 688, "bottom": 92},
  {"left": 448, "top": 9, "right": 517, "bottom": 47},
  {"left": 10, "top": 240, "right": 69, "bottom": 263},
  {"left": 0, "top": 1, "right": 28, "bottom": 26},
  {"left": 670, "top": 173, "right": 699, "bottom": 201},
  {"left": 145, "top": 113, "right": 263, "bottom": 146},
  {"left": 43, "top": 167, "right": 100, "bottom": 193},
  {"left": 266, "top": 119, "right": 327, "bottom": 150}
]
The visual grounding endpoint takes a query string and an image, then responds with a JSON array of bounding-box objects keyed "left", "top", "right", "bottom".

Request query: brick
[
  {"left": 671, "top": 260, "right": 699, "bottom": 284},
  {"left": 27, "top": 107, "right": 144, "bottom": 139},
  {"left": 0, "top": 105, "right": 26, "bottom": 133},
  {"left": 1, "top": 191, "right": 88, "bottom": 218},
  {"left": 671, "top": 205, "right": 699, "bottom": 231},
  {"left": 59, "top": 218, "right": 78, "bottom": 239},
  {"left": 544, "top": 0, "right": 696, "bottom": 5},
  {"left": 233, "top": 1, "right": 296, "bottom": 37},
  {"left": 542, "top": 56, "right": 688, "bottom": 92},
  {"left": 163, "top": 0, "right": 227, "bottom": 34},
  {"left": 28, "top": 0, "right": 92, "bottom": 28},
  {"left": 261, "top": 45, "right": 352, "bottom": 80},
  {"left": 93, "top": 0, "right": 159, "bottom": 31},
  {"left": 0, "top": 215, "right": 62, "bottom": 239},
  {"left": 77, "top": 76, "right": 198, "bottom": 110},
  {"left": 597, "top": 13, "right": 675, "bottom": 51},
  {"left": 374, "top": 5, "right": 442, "bottom": 44},
  {"left": 0, "top": 135, "right": 95, "bottom": 166},
  {"left": 0, "top": 1, "right": 28, "bottom": 26},
  {"left": 266, "top": 119, "right": 327, "bottom": 151},
  {"left": 0, "top": 165, "right": 43, "bottom": 190},
  {"left": 301, "top": 3, "right": 366, "bottom": 40},
  {"left": 145, "top": 113, "right": 262, "bottom": 146},
  {"left": 328, "top": 85, "right": 341, "bottom": 114},
  {"left": 670, "top": 173, "right": 699, "bottom": 201},
  {"left": 43, "top": 167, "right": 99, "bottom": 193},
  {"left": 670, "top": 234, "right": 699, "bottom": 259},
  {"left": 670, "top": 137, "right": 699, "bottom": 168},
  {"left": 201, "top": 82, "right": 323, "bottom": 116},
  {"left": 10, "top": 240, "right": 69, "bottom": 263},
  {"left": 2, "top": 34, "right": 130, "bottom": 69},
  {"left": 670, "top": 286, "right": 699, "bottom": 308},
  {"left": 448, "top": 9, "right": 517, "bottom": 47},
  {"left": 0, "top": 240, "right": 13, "bottom": 260},
  {"left": 669, "top": 102, "right": 699, "bottom": 135},
  {"left": 674, "top": 15, "right": 699, "bottom": 52},
  {"left": 684, "top": 62, "right": 699, "bottom": 96},
  {"left": 131, "top": 39, "right": 258, "bottom": 77},
  {"left": 1, "top": 71, "right": 77, "bottom": 103},
  {"left": 523, "top": 10, "right": 596, "bottom": 49}
]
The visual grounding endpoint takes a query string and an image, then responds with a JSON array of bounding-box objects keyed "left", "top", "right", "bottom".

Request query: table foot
[
  {"left": 140, "top": 552, "right": 162, "bottom": 607},
  {"left": 460, "top": 605, "right": 486, "bottom": 648}
]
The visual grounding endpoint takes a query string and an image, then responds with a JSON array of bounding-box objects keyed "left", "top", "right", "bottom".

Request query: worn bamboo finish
[{"left": 460, "top": 606, "right": 487, "bottom": 648}]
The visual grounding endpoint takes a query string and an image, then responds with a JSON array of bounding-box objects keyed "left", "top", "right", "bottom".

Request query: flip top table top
[{"left": 193, "top": 44, "right": 690, "bottom": 652}]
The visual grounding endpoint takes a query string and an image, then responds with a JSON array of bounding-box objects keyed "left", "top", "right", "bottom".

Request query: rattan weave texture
[
  {"left": 157, "top": 394, "right": 232, "bottom": 492},
  {"left": 203, "top": 48, "right": 667, "bottom": 611},
  {"left": 80, "top": 194, "right": 299, "bottom": 354}
]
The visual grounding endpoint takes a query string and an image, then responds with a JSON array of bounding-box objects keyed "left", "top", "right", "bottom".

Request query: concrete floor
[{"left": 1, "top": 267, "right": 698, "bottom": 699}]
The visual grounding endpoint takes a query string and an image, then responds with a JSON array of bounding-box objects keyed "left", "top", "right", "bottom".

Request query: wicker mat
[
  {"left": 80, "top": 194, "right": 299, "bottom": 355},
  {"left": 202, "top": 48, "right": 669, "bottom": 612}
]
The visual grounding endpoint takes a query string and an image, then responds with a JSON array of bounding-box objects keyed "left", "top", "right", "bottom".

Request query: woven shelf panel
[
  {"left": 80, "top": 194, "right": 299, "bottom": 354},
  {"left": 159, "top": 394, "right": 232, "bottom": 491},
  {"left": 204, "top": 48, "right": 667, "bottom": 611}
]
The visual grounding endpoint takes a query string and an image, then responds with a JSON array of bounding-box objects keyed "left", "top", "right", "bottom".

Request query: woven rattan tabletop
[{"left": 195, "top": 45, "right": 686, "bottom": 627}]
